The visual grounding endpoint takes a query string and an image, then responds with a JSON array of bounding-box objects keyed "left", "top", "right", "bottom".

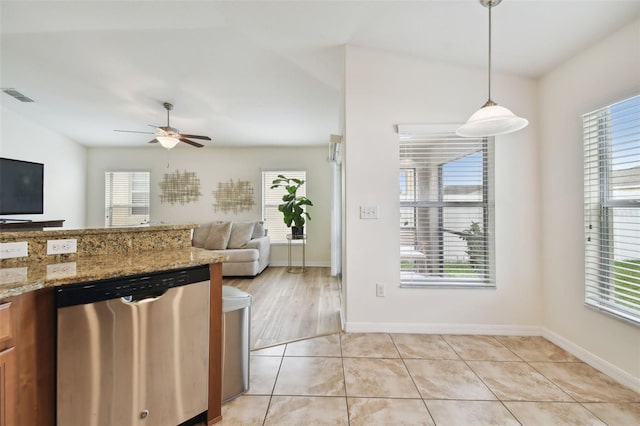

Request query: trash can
[{"left": 221, "top": 286, "right": 251, "bottom": 403}]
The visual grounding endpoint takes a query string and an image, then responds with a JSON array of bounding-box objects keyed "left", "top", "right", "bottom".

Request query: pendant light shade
[
  {"left": 456, "top": 0, "right": 528, "bottom": 138},
  {"left": 456, "top": 101, "right": 528, "bottom": 137}
]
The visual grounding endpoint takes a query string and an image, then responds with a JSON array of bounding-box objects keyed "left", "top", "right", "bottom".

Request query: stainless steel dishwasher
[{"left": 56, "top": 265, "right": 210, "bottom": 426}]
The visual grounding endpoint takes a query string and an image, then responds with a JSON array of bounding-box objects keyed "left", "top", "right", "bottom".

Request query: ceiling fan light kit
[
  {"left": 157, "top": 136, "right": 180, "bottom": 149},
  {"left": 456, "top": 0, "right": 528, "bottom": 138},
  {"left": 115, "top": 102, "right": 211, "bottom": 149}
]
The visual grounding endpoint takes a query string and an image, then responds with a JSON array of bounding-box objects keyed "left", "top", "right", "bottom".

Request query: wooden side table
[{"left": 286, "top": 234, "right": 306, "bottom": 273}]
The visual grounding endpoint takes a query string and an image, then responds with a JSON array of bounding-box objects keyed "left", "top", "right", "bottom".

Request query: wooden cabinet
[
  {"left": 0, "top": 290, "right": 55, "bottom": 426},
  {"left": 0, "top": 347, "right": 17, "bottom": 426},
  {"left": 1, "top": 301, "right": 17, "bottom": 426}
]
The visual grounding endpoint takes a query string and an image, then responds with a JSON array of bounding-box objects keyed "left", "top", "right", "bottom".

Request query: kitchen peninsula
[{"left": 0, "top": 224, "right": 227, "bottom": 426}]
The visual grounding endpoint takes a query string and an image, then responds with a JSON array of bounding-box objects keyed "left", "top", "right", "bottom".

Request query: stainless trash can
[{"left": 222, "top": 286, "right": 251, "bottom": 403}]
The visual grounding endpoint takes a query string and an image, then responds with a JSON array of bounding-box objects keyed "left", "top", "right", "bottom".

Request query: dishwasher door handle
[{"left": 121, "top": 289, "right": 169, "bottom": 304}]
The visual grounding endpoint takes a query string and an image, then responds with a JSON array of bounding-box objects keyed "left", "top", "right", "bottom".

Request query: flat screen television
[{"left": 0, "top": 157, "right": 44, "bottom": 215}]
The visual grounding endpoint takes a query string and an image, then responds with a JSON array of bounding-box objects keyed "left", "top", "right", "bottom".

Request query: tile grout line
[
  {"left": 261, "top": 343, "right": 288, "bottom": 426},
  {"left": 440, "top": 334, "right": 524, "bottom": 424},
  {"left": 339, "top": 332, "right": 352, "bottom": 426},
  {"left": 390, "top": 333, "right": 438, "bottom": 425},
  {"left": 524, "top": 360, "right": 579, "bottom": 404}
]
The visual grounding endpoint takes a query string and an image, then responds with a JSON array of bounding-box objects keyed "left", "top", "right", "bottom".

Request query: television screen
[{"left": 0, "top": 158, "right": 44, "bottom": 215}]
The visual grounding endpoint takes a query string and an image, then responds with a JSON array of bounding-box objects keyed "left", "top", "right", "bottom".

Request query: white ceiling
[{"left": 1, "top": 0, "right": 639, "bottom": 148}]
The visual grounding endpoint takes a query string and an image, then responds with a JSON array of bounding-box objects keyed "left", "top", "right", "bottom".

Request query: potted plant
[{"left": 270, "top": 174, "right": 313, "bottom": 238}]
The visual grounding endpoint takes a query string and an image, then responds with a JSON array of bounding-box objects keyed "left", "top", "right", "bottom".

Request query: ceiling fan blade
[
  {"left": 148, "top": 138, "right": 159, "bottom": 144},
  {"left": 180, "top": 134, "right": 212, "bottom": 141},
  {"left": 114, "top": 129, "right": 156, "bottom": 134},
  {"left": 179, "top": 137, "right": 204, "bottom": 148}
]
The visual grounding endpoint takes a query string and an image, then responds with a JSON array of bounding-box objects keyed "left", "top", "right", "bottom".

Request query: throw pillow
[
  {"left": 192, "top": 222, "right": 212, "bottom": 248},
  {"left": 252, "top": 221, "right": 266, "bottom": 239},
  {"left": 227, "top": 222, "right": 256, "bottom": 249},
  {"left": 204, "top": 222, "right": 232, "bottom": 250}
]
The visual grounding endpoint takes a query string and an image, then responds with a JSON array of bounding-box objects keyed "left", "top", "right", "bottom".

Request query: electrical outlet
[
  {"left": 46, "top": 262, "right": 77, "bottom": 279},
  {"left": 360, "top": 206, "right": 378, "bottom": 219},
  {"left": 0, "top": 241, "right": 28, "bottom": 259},
  {"left": 376, "top": 283, "right": 385, "bottom": 297},
  {"left": 0, "top": 267, "right": 28, "bottom": 283},
  {"left": 47, "top": 239, "right": 77, "bottom": 255}
]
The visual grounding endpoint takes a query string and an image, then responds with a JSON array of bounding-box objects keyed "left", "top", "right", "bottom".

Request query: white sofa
[{"left": 192, "top": 221, "right": 270, "bottom": 277}]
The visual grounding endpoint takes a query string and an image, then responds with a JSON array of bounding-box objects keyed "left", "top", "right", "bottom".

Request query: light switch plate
[{"left": 360, "top": 206, "right": 378, "bottom": 219}]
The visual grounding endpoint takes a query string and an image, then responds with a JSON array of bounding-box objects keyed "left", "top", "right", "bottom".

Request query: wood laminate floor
[{"left": 223, "top": 266, "right": 342, "bottom": 349}]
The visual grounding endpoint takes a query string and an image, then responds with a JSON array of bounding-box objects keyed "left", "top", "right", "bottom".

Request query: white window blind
[
  {"left": 105, "top": 171, "right": 150, "bottom": 227},
  {"left": 262, "top": 170, "right": 307, "bottom": 243},
  {"left": 399, "top": 128, "right": 494, "bottom": 287},
  {"left": 584, "top": 94, "right": 640, "bottom": 324}
]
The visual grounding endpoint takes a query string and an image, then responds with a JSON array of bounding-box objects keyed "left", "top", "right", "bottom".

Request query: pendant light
[{"left": 456, "top": 0, "right": 528, "bottom": 137}]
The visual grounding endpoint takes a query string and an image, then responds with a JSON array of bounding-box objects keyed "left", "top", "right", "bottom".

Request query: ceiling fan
[{"left": 115, "top": 102, "right": 211, "bottom": 149}]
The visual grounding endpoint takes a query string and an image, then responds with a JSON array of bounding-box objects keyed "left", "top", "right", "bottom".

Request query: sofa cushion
[
  {"left": 227, "top": 222, "right": 255, "bottom": 249},
  {"left": 208, "top": 248, "right": 259, "bottom": 263},
  {"left": 204, "top": 222, "right": 232, "bottom": 250},
  {"left": 252, "top": 221, "right": 266, "bottom": 239},
  {"left": 192, "top": 222, "right": 212, "bottom": 248}
]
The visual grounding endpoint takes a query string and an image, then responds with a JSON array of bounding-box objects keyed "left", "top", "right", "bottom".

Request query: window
[
  {"left": 584, "top": 94, "right": 640, "bottom": 324},
  {"left": 398, "top": 127, "right": 494, "bottom": 287},
  {"left": 105, "top": 171, "right": 150, "bottom": 227},
  {"left": 262, "top": 170, "right": 307, "bottom": 243}
]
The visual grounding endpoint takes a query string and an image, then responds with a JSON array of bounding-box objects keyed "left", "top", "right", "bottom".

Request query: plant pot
[{"left": 291, "top": 226, "right": 304, "bottom": 239}]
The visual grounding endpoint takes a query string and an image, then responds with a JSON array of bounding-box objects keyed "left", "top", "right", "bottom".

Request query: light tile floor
[{"left": 219, "top": 333, "right": 640, "bottom": 425}]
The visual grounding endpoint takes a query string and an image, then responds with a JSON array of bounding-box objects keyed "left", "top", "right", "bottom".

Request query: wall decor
[
  {"left": 213, "top": 179, "right": 256, "bottom": 213},
  {"left": 159, "top": 170, "right": 202, "bottom": 205}
]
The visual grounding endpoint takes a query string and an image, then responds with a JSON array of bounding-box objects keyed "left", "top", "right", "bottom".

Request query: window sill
[
  {"left": 400, "top": 283, "right": 496, "bottom": 289},
  {"left": 585, "top": 301, "right": 640, "bottom": 327}
]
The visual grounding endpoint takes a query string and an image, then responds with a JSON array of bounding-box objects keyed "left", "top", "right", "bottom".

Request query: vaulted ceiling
[{"left": 1, "top": 1, "right": 638, "bottom": 148}]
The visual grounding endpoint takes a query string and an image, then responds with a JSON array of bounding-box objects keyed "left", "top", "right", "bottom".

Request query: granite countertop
[
  {"left": 0, "top": 223, "right": 197, "bottom": 240},
  {"left": 0, "top": 247, "right": 227, "bottom": 299}
]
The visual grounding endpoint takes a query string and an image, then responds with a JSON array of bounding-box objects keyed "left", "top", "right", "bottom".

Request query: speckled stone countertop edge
[
  {"left": 0, "top": 223, "right": 199, "bottom": 240},
  {"left": 0, "top": 247, "right": 227, "bottom": 299}
]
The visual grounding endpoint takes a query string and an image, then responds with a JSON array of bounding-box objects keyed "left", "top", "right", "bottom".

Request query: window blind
[
  {"left": 584, "top": 94, "right": 640, "bottom": 324},
  {"left": 262, "top": 170, "right": 307, "bottom": 243},
  {"left": 399, "top": 129, "right": 494, "bottom": 287},
  {"left": 105, "top": 171, "right": 150, "bottom": 227}
]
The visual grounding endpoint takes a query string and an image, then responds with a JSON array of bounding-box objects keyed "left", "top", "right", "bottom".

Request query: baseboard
[
  {"left": 344, "top": 321, "right": 542, "bottom": 336},
  {"left": 542, "top": 328, "right": 640, "bottom": 393},
  {"left": 270, "top": 260, "right": 331, "bottom": 268}
]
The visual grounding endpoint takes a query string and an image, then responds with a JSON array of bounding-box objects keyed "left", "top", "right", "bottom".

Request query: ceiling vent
[{"left": 2, "top": 88, "right": 35, "bottom": 103}]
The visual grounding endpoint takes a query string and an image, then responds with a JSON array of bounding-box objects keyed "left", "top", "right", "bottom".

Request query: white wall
[
  {"left": 343, "top": 45, "right": 540, "bottom": 332},
  {"left": 0, "top": 104, "right": 87, "bottom": 228},
  {"left": 86, "top": 146, "right": 331, "bottom": 265},
  {"left": 539, "top": 19, "right": 640, "bottom": 385}
]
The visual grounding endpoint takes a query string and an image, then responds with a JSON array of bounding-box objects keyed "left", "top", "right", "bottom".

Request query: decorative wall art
[
  {"left": 159, "top": 170, "right": 202, "bottom": 205},
  {"left": 213, "top": 179, "right": 256, "bottom": 213}
]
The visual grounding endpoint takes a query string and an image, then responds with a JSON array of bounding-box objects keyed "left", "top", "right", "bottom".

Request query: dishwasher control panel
[{"left": 56, "top": 265, "right": 210, "bottom": 308}]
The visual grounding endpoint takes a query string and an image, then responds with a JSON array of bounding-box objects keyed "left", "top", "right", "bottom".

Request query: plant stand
[{"left": 286, "top": 234, "right": 306, "bottom": 273}]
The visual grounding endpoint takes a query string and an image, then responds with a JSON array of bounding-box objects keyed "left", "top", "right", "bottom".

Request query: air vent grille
[{"left": 2, "top": 88, "right": 35, "bottom": 103}]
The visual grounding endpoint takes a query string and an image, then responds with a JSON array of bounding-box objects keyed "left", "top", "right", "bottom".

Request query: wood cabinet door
[
  {"left": 0, "top": 347, "right": 17, "bottom": 426},
  {"left": 0, "top": 302, "right": 14, "bottom": 351}
]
